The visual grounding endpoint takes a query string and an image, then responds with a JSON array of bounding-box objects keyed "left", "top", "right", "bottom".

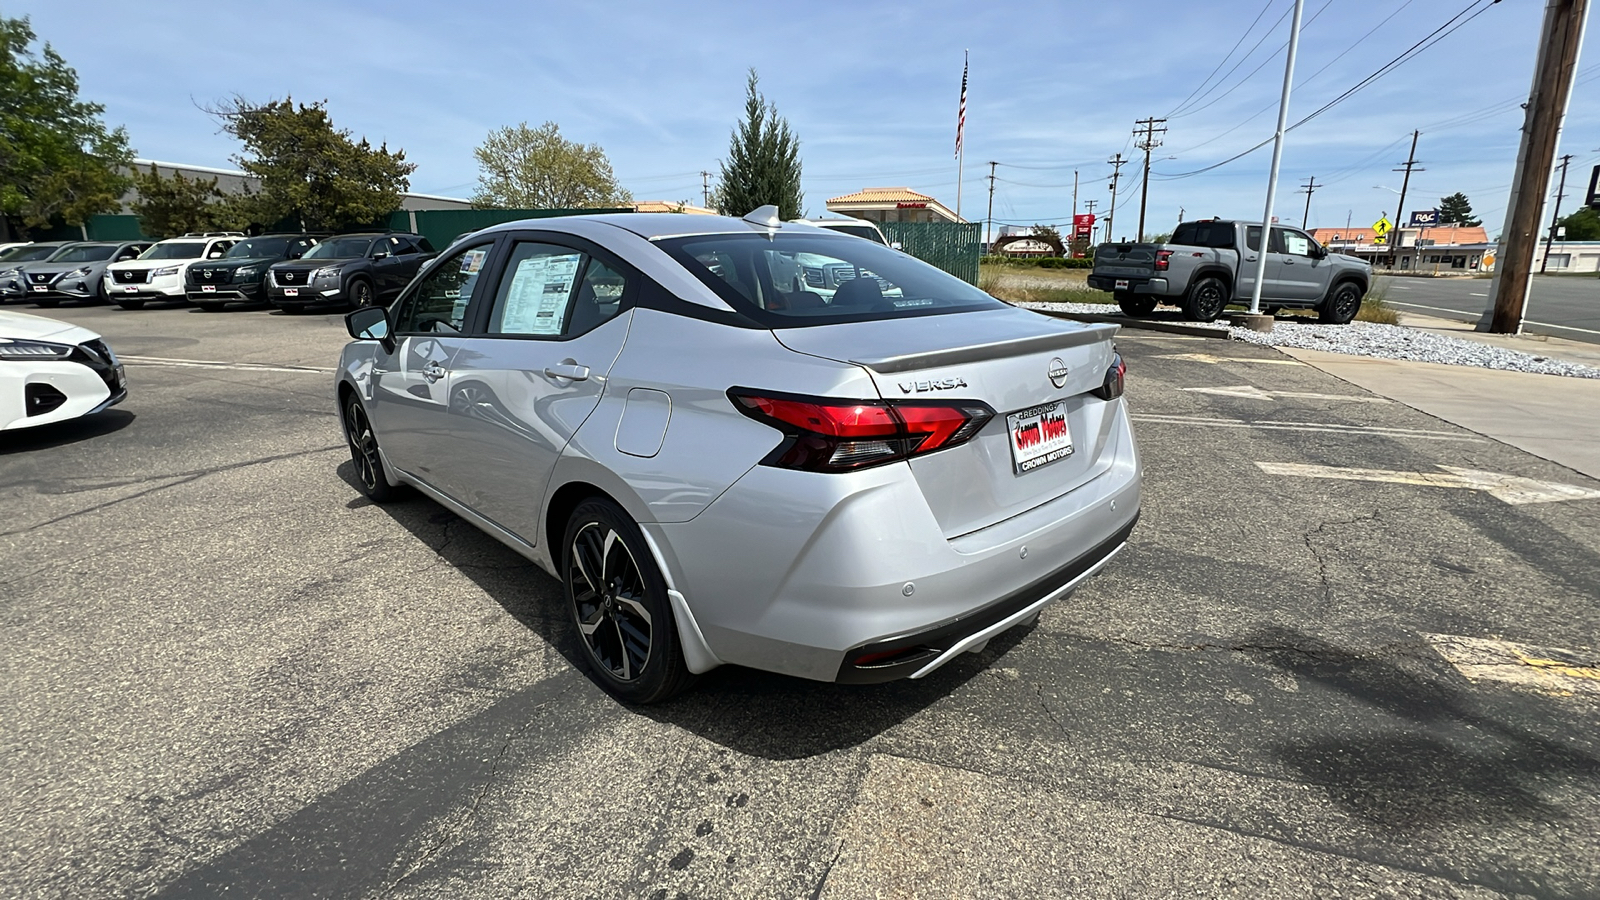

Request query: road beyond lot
[
  {"left": 1379, "top": 274, "right": 1600, "bottom": 343},
  {"left": 3, "top": 305, "right": 1599, "bottom": 899}
]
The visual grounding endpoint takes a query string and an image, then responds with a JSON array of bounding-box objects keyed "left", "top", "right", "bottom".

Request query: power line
[
  {"left": 1164, "top": 0, "right": 1281, "bottom": 118},
  {"left": 1173, "top": 0, "right": 1336, "bottom": 120},
  {"left": 1170, "top": 2, "right": 1296, "bottom": 118}
]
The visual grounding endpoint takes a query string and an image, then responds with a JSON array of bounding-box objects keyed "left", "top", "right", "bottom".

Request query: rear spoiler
[{"left": 849, "top": 323, "right": 1118, "bottom": 374}]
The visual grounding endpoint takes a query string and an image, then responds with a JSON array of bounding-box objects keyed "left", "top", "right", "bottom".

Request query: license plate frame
[
  {"left": 122, "top": 286, "right": 138, "bottom": 293},
  {"left": 1006, "top": 400, "right": 1074, "bottom": 474}
]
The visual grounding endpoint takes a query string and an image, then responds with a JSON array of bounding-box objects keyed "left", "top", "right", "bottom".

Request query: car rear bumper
[
  {"left": 651, "top": 399, "right": 1141, "bottom": 683},
  {"left": 1087, "top": 274, "right": 1168, "bottom": 295}
]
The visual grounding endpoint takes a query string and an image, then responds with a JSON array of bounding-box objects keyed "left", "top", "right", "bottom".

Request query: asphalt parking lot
[{"left": 4, "top": 303, "right": 1599, "bottom": 899}]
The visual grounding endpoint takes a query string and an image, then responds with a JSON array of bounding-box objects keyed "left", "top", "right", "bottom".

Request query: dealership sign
[{"left": 1072, "top": 213, "right": 1096, "bottom": 239}]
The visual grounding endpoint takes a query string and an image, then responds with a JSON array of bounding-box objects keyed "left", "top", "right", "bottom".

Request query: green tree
[
  {"left": 1030, "top": 224, "right": 1063, "bottom": 245},
  {"left": 1556, "top": 206, "right": 1600, "bottom": 241},
  {"left": 210, "top": 96, "right": 414, "bottom": 232},
  {"left": 0, "top": 17, "right": 133, "bottom": 235},
  {"left": 128, "top": 163, "right": 253, "bottom": 238},
  {"left": 713, "top": 70, "right": 802, "bottom": 219},
  {"left": 471, "top": 121, "right": 631, "bottom": 209},
  {"left": 1438, "top": 192, "right": 1481, "bottom": 226}
]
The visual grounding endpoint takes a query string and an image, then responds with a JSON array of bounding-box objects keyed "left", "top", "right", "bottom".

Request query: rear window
[
  {"left": 51, "top": 244, "right": 118, "bottom": 262},
  {"left": 1172, "top": 222, "right": 1235, "bottom": 249},
  {"left": 657, "top": 232, "right": 1004, "bottom": 327}
]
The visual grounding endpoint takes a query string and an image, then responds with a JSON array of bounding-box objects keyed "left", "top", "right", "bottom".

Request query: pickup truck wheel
[
  {"left": 1182, "top": 276, "right": 1229, "bottom": 322},
  {"left": 1319, "top": 281, "right": 1363, "bottom": 324},
  {"left": 1115, "top": 292, "right": 1157, "bottom": 317}
]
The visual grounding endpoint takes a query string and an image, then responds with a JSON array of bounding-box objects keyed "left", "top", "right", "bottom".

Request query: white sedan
[{"left": 0, "top": 309, "right": 127, "bottom": 430}]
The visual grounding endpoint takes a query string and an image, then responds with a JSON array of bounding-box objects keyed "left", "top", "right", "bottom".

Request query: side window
[
  {"left": 1246, "top": 226, "right": 1263, "bottom": 252},
  {"left": 393, "top": 236, "right": 419, "bottom": 256},
  {"left": 116, "top": 246, "right": 142, "bottom": 261},
  {"left": 208, "top": 241, "right": 232, "bottom": 258},
  {"left": 416, "top": 237, "right": 436, "bottom": 253},
  {"left": 393, "top": 243, "right": 491, "bottom": 335},
  {"left": 488, "top": 241, "right": 629, "bottom": 337},
  {"left": 1280, "top": 229, "right": 1314, "bottom": 257}
]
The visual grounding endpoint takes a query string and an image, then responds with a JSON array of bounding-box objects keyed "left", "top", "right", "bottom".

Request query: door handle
[
  {"left": 1245, "top": 255, "right": 1257, "bottom": 262},
  {"left": 544, "top": 363, "right": 590, "bottom": 382},
  {"left": 422, "top": 362, "right": 447, "bottom": 383}
]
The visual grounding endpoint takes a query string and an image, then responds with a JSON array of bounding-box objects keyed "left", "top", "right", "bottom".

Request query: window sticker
[
  {"left": 460, "top": 249, "right": 487, "bottom": 274},
  {"left": 501, "top": 253, "right": 582, "bottom": 335},
  {"left": 1285, "top": 234, "right": 1310, "bottom": 256}
]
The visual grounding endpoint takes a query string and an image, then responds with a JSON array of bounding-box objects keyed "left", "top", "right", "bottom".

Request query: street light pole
[{"left": 1246, "top": 0, "right": 1305, "bottom": 317}]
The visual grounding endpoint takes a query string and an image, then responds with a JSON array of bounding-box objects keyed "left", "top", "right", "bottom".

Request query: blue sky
[{"left": 17, "top": 0, "right": 1598, "bottom": 238}]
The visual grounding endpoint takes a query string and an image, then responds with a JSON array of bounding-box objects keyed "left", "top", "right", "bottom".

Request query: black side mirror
[{"left": 346, "top": 306, "right": 393, "bottom": 349}]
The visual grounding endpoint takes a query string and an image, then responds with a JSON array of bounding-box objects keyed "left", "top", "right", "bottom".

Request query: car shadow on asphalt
[
  {"left": 1242, "top": 624, "right": 1600, "bottom": 833},
  {"left": 335, "top": 460, "right": 1019, "bottom": 761},
  {"left": 0, "top": 408, "right": 134, "bottom": 453}
]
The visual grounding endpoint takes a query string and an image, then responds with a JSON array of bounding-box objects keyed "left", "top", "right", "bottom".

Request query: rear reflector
[{"left": 730, "top": 390, "right": 994, "bottom": 472}]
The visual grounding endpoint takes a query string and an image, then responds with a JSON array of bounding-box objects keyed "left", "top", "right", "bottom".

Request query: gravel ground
[{"left": 1013, "top": 301, "right": 1600, "bottom": 379}]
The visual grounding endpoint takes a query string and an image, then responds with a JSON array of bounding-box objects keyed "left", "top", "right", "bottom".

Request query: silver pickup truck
[{"left": 1087, "top": 219, "right": 1372, "bottom": 323}]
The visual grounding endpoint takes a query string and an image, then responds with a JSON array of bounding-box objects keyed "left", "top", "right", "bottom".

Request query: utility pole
[
  {"left": 1297, "top": 176, "right": 1321, "bottom": 228},
  {"left": 1072, "top": 169, "right": 1079, "bottom": 220},
  {"left": 700, "top": 171, "right": 711, "bottom": 209},
  {"left": 1488, "top": 0, "right": 1589, "bottom": 334},
  {"left": 1540, "top": 153, "right": 1574, "bottom": 273},
  {"left": 985, "top": 161, "right": 998, "bottom": 248},
  {"left": 1178, "top": 206, "right": 1185, "bottom": 225},
  {"left": 1389, "top": 132, "right": 1423, "bottom": 269},
  {"left": 1245, "top": 0, "right": 1305, "bottom": 319},
  {"left": 1133, "top": 117, "right": 1168, "bottom": 241},
  {"left": 1106, "top": 153, "right": 1127, "bottom": 242}
]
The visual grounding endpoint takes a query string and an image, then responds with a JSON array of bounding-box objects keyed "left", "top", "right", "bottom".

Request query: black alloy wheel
[
  {"left": 1182, "top": 276, "right": 1229, "bottom": 322},
  {"left": 1115, "top": 291, "right": 1157, "bottom": 317},
  {"left": 563, "top": 498, "right": 692, "bottom": 703},
  {"left": 1319, "top": 281, "right": 1363, "bottom": 324},
  {"left": 351, "top": 279, "right": 374, "bottom": 308},
  {"left": 342, "top": 395, "right": 396, "bottom": 503}
]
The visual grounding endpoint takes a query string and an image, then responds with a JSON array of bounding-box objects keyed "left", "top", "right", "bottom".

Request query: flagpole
[{"left": 957, "top": 146, "right": 964, "bottom": 221}]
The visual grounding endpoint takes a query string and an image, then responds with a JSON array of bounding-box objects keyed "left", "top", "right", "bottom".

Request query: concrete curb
[{"left": 1030, "top": 308, "right": 1234, "bottom": 340}]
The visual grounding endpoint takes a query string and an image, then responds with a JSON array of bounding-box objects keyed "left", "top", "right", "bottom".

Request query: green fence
[
  {"left": 881, "top": 221, "right": 983, "bottom": 285},
  {"left": 387, "top": 208, "right": 632, "bottom": 250}
]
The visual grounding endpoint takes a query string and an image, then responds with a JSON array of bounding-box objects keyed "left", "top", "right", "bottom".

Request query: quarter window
[
  {"left": 488, "top": 242, "right": 629, "bottom": 337},
  {"left": 393, "top": 243, "right": 492, "bottom": 334}
]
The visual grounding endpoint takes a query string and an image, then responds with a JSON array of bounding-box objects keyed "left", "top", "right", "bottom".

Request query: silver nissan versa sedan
[{"left": 338, "top": 208, "right": 1140, "bottom": 702}]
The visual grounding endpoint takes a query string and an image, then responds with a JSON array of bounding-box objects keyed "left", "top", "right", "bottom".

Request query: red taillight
[
  {"left": 1155, "top": 250, "right": 1172, "bottom": 271},
  {"left": 731, "top": 390, "right": 994, "bottom": 471},
  {"left": 1092, "top": 352, "right": 1126, "bottom": 401}
]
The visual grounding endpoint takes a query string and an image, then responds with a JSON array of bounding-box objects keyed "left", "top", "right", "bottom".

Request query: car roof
[{"left": 467, "top": 212, "right": 846, "bottom": 243}]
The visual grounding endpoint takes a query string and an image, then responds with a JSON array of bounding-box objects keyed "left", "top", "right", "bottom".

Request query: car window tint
[
  {"left": 1246, "top": 227, "right": 1262, "bottom": 252},
  {"left": 571, "top": 258, "right": 628, "bottom": 334},
  {"left": 393, "top": 236, "right": 419, "bottom": 256},
  {"left": 394, "top": 244, "right": 490, "bottom": 334}
]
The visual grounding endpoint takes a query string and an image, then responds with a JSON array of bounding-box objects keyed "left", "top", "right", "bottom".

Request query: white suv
[{"left": 103, "top": 232, "right": 243, "bottom": 309}]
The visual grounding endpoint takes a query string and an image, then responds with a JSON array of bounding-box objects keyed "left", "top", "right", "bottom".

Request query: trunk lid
[
  {"left": 774, "top": 307, "right": 1122, "bottom": 538},
  {"left": 1092, "top": 243, "right": 1161, "bottom": 279}
]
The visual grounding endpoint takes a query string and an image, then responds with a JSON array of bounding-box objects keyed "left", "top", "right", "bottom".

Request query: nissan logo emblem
[{"left": 1047, "top": 358, "right": 1069, "bottom": 388}]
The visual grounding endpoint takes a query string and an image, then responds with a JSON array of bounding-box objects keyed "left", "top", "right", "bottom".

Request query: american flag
[{"left": 954, "top": 51, "right": 968, "bottom": 158}]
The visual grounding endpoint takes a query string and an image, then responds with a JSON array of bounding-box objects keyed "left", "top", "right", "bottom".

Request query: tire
[
  {"left": 1115, "top": 291, "right": 1157, "bottom": 317},
  {"left": 563, "top": 497, "right": 694, "bottom": 704},
  {"left": 349, "top": 278, "right": 375, "bottom": 309},
  {"left": 1319, "top": 280, "right": 1363, "bottom": 324},
  {"left": 1182, "top": 276, "right": 1229, "bottom": 322},
  {"left": 341, "top": 393, "right": 398, "bottom": 504},
  {"left": 116, "top": 299, "right": 145, "bottom": 310},
  {"left": 94, "top": 280, "right": 110, "bottom": 305},
  {"left": 197, "top": 302, "right": 225, "bottom": 312}
]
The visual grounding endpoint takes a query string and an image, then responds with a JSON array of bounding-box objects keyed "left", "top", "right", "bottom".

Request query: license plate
[
  {"left": 1007, "top": 401, "right": 1073, "bottom": 474},
  {"left": 31, "top": 285, "right": 46, "bottom": 292},
  {"left": 1114, "top": 279, "right": 1130, "bottom": 290},
  {"left": 123, "top": 286, "right": 138, "bottom": 293},
  {"left": 283, "top": 288, "right": 299, "bottom": 297},
  {"left": 200, "top": 285, "right": 216, "bottom": 292}
]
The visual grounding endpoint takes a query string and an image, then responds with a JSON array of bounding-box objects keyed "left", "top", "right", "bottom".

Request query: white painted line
[
  {"left": 1469, "top": 291, "right": 1487, "bottom": 296},
  {"left": 1135, "top": 413, "right": 1485, "bottom": 442},
  {"left": 1425, "top": 633, "right": 1600, "bottom": 695},
  {"left": 1387, "top": 301, "right": 1600, "bottom": 337},
  {"left": 1255, "top": 461, "right": 1600, "bottom": 504},
  {"left": 120, "top": 355, "right": 335, "bottom": 375},
  {"left": 1155, "top": 352, "right": 1304, "bottom": 366},
  {"left": 1388, "top": 301, "right": 1479, "bottom": 318},
  {"left": 1181, "top": 385, "right": 1390, "bottom": 403},
  {"left": 1393, "top": 285, "right": 1413, "bottom": 289}
]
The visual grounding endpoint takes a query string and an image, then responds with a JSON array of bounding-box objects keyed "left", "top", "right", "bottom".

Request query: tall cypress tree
[{"left": 713, "top": 70, "right": 802, "bottom": 220}]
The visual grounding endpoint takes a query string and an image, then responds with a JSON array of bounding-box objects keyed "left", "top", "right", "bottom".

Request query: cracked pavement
[{"left": 2, "top": 305, "right": 1598, "bottom": 899}]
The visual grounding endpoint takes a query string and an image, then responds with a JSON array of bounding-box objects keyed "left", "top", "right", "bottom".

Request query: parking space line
[
  {"left": 1154, "top": 352, "right": 1304, "bottom": 366},
  {"left": 120, "top": 355, "right": 335, "bottom": 375},
  {"left": 1133, "top": 413, "right": 1486, "bottom": 442},
  {"left": 1255, "top": 461, "right": 1600, "bottom": 504},
  {"left": 1181, "top": 385, "right": 1391, "bottom": 403},
  {"left": 1425, "top": 633, "right": 1600, "bottom": 695}
]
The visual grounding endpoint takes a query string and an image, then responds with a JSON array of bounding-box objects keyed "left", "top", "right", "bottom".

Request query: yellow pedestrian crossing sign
[{"left": 1372, "top": 216, "right": 1393, "bottom": 238}]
